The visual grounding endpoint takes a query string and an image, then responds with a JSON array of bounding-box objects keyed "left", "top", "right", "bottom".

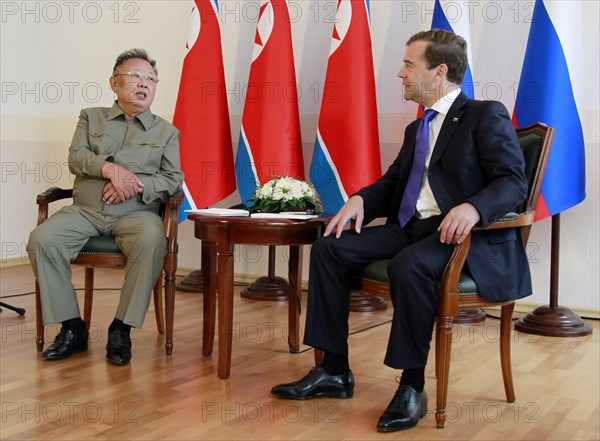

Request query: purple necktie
[{"left": 398, "top": 109, "right": 438, "bottom": 227}]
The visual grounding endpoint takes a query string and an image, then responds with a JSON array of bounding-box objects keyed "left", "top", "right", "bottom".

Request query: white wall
[{"left": 1, "top": 1, "right": 598, "bottom": 313}]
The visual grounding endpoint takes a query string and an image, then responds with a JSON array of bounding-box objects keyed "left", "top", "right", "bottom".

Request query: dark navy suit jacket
[{"left": 357, "top": 93, "right": 532, "bottom": 301}]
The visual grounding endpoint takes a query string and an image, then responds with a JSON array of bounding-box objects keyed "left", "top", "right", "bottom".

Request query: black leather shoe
[
  {"left": 106, "top": 329, "right": 132, "bottom": 365},
  {"left": 271, "top": 365, "right": 354, "bottom": 400},
  {"left": 377, "top": 385, "right": 428, "bottom": 432},
  {"left": 43, "top": 326, "right": 88, "bottom": 360}
]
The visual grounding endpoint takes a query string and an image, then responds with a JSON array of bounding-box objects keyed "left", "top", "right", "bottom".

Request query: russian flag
[
  {"left": 309, "top": 0, "right": 381, "bottom": 214},
  {"left": 235, "top": 0, "right": 304, "bottom": 207},
  {"left": 513, "top": 0, "right": 586, "bottom": 220},
  {"left": 431, "top": 0, "right": 475, "bottom": 99},
  {"left": 173, "top": 0, "right": 236, "bottom": 221}
]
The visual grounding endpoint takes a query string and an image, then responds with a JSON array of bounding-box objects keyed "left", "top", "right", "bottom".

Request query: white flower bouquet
[{"left": 249, "top": 176, "right": 322, "bottom": 213}]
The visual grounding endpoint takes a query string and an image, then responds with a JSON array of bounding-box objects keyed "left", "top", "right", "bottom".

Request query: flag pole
[{"left": 514, "top": 213, "right": 592, "bottom": 336}]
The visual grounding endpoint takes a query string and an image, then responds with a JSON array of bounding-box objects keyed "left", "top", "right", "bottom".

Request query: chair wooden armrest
[
  {"left": 473, "top": 211, "right": 535, "bottom": 231},
  {"left": 36, "top": 187, "right": 73, "bottom": 204},
  {"left": 439, "top": 210, "right": 536, "bottom": 317},
  {"left": 36, "top": 187, "right": 73, "bottom": 225},
  {"left": 165, "top": 191, "right": 183, "bottom": 254}
]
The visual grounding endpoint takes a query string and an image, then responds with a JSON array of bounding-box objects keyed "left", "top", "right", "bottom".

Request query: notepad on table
[{"left": 185, "top": 208, "right": 250, "bottom": 216}]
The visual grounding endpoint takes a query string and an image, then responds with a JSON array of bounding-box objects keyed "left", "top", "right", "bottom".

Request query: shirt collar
[
  {"left": 107, "top": 101, "right": 153, "bottom": 131},
  {"left": 429, "top": 88, "right": 461, "bottom": 117}
]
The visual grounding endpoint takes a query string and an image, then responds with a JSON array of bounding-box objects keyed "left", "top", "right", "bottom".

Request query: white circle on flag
[
  {"left": 252, "top": 1, "right": 274, "bottom": 62},
  {"left": 330, "top": 0, "right": 352, "bottom": 56},
  {"left": 187, "top": 6, "right": 201, "bottom": 52}
]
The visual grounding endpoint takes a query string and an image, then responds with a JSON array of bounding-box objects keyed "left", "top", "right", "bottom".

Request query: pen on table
[{"left": 279, "top": 211, "right": 315, "bottom": 215}]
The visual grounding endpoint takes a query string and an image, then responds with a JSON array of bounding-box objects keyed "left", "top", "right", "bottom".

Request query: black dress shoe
[
  {"left": 271, "top": 365, "right": 354, "bottom": 400},
  {"left": 43, "top": 326, "right": 88, "bottom": 360},
  {"left": 377, "top": 385, "right": 428, "bottom": 432},
  {"left": 106, "top": 329, "right": 132, "bottom": 365}
]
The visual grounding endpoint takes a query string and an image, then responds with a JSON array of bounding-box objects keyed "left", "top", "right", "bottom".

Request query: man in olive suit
[{"left": 28, "top": 49, "right": 184, "bottom": 365}]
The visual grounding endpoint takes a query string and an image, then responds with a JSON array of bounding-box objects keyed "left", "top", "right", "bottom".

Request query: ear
[
  {"left": 436, "top": 63, "right": 448, "bottom": 81},
  {"left": 109, "top": 76, "right": 118, "bottom": 92}
]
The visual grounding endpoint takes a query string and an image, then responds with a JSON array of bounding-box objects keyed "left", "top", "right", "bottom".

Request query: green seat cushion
[
  {"left": 362, "top": 259, "right": 479, "bottom": 296},
  {"left": 79, "top": 236, "right": 122, "bottom": 255}
]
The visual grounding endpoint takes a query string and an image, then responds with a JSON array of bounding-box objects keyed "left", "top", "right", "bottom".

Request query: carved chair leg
[
  {"left": 164, "top": 268, "right": 176, "bottom": 355},
  {"left": 153, "top": 276, "right": 165, "bottom": 334},
  {"left": 83, "top": 267, "right": 94, "bottom": 331},
  {"left": 35, "top": 281, "right": 44, "bottom": 351},
  {"left": 500, "top": 302, "right": 516, "bottom": 402},
  {"left": 435, "top": 315, "right": 454, "bottom": 429}
]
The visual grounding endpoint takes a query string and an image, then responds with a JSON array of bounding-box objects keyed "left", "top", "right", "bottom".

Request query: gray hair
[{"left": 112, "top": 48, "right": 157, "bottom": 75}]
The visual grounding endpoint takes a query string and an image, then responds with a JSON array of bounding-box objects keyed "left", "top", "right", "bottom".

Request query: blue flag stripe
[
  {"left": 235, "top": 128, "right": 259, "bottom": 208},
  {"left": 310, "top": 136, "right": 346, "bottom": 215}
]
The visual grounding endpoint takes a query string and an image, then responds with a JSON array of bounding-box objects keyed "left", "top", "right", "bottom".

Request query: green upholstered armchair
[{"left": 33, "top": 188, "right": 183, "bottom": 356}]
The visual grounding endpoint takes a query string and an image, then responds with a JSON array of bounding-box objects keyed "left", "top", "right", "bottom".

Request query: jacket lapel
[{"left": 430, "top": 92, "right": 468, "bottom": 165}]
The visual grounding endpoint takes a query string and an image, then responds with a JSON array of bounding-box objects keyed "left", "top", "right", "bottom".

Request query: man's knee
[
  {"left": 119, "top": 223, "right": 166, "bottom": 258},
  {"left": 28, "top": 223, "right": 51, "bottom": 250},
  {"left": 310, "top": 235, "right": 339, "bottom": 262},
  {"left": 27, "top": 225, "right": 62, "bottom": 262},
  {"left": 311, "top": 236, "right": 328, "bottom": 256}
]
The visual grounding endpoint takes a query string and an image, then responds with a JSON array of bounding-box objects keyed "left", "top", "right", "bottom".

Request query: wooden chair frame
[{"left": 33, "top": 188, "right": 183, "bottom": 356}]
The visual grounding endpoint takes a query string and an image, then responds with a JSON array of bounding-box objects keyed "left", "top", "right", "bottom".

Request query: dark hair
[
  {"left": 407, "top": 29, "right": 467, "bottom": 85},
  {"left": 112, "top": 48, "right": 157, "bottom": 75}
]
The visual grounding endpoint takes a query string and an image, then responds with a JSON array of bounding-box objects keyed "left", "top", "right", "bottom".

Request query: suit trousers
[
  {"left": 27, "top": 204, "right": 167, "bottom": 328},
  {"left": 304, "top": 216, "right": 455, "bottom": 370}
]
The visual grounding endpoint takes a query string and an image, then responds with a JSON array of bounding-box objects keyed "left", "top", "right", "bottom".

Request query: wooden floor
[{"left": 1, "top": 265, "right": 598, "bottom": 441}]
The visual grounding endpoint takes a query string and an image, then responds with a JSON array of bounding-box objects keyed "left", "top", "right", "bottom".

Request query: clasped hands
[
  {"left": 323, "top": 195, "right": 480, "bottom": 245},
  {"left": 101, "top": 161, "right": 144, "bottom": 204}
]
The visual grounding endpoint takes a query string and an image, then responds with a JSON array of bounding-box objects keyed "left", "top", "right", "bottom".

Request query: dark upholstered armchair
[
  {"left": 351, "top": 123, "right": 554, "bottom": 427},
  {"left": 33, "top": 188, "right": 183, "bottom": 356}
]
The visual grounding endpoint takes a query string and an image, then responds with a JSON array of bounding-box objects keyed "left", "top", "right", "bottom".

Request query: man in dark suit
[{"left": 271, "top": 29, "right": 531, "bottom": 432}]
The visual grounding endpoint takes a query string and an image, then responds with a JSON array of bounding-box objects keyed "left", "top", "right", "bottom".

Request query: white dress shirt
[{"left": 415, "top": 88, "right": 462, "bottom": 219}]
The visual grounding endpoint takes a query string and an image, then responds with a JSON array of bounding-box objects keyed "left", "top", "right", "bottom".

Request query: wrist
[{"left": 101, "top": 161, "right": 116, "bottom": 179}]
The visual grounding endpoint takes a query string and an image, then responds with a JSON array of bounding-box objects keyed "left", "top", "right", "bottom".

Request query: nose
[{"left": 397, "top": 67, "right": 406, "bottom": 79}]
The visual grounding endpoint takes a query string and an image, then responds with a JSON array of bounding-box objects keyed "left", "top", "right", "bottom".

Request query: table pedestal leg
[
  {"left": 241, "top": 246, "right": 288, "bottom": 301},
  {"left": 349, "top": 290, "right": 387, "bottom": 312},
  {"left": 454, "top": 308, "right": 486, "bottom": 324},
  {"left": 176, "top": 269, "right": 204, "bottom": 293}
]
